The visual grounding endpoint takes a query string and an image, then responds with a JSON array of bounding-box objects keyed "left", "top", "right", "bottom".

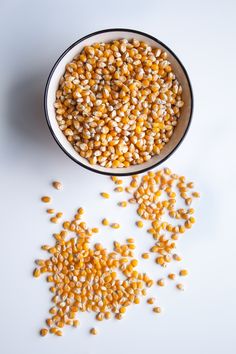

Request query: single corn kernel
[
  {"left": 73, "top": 320, "right": 80, "bottom": 327},
  {"left": 77, "top": 207, "right": 85, "bottom": 215},
  {"left": 114, "top": 186, "right": 124, "bottom": 192},
  {"left": 52, "top": 181, "right": 63, "bottom": 190},
  {"left": 136, "top": 220, "right": 143, "bottom": 228},
  {"left": 56, "top": 212, "right": 63, "bottom": 218},
  {"left": 153, "top": 306, "right": 161, "bottom": 313},
  {"left": 176, "top": 283, "right": 185, "bottom": 291},
  {"left": 147, "top": 297, "right": 155, "bottom": 305},
  {"left": 192, "top": 192, "right": 200, "bottom": 198},
  {"left": 119, "top": 306, "right": 126, "bottom": 314},
  {"left": 40, "top": 328, "right": 48, "bottom": 337},
  {"left": 118, "top": 201, "right": 127, "bottom": 207},
  {"left": 126, "top": 238, "right": 135, "bottom": 243},
  {"left": 111, "top": 223, "right": 120, "bottom": 229},
  {"left": 50, "top": 217, "right": 58, "bottom": 223},
  {"left": 63, "top": 221, "right": 70, "bottom": 229},
  {"left": 92, "top": 227, "right": 99, "bottom": 233},
  {"left": 157, "top": 278, "right": 165, "bottom": 287},
  {"left": 179, "top": 269, "right": 188, "bottom": 277},
  {"left": 105, "top": 312, "right": 111, "bottom": 319},
  {"left": 33, "top": 268, "right": 41, "bottom": 278},
  {"left": 101, "top": 192, "right": 110, "bottom": 199},
  {"left": 173, "top": 254, "right": 182, "bottom": 261},
  {"left": 90, "top": 328, "right": 98, "bottom": 335},
  {"left": 41, "top": 196, "right": 51, "bottom": 203},
  {"left": 102, "top": 218, "right": 109, "bottom": 226},
  {"left": 55, "top": 330, "right": 63, "bottom": 336},
  {"left": 142, "top": 253, "right": 150, "bottom": 259},
  {"left": 46, "top": 208, "right": 55, "bottom": 214},
  {"left": 168, "top": 273, "right": 176, "bottom": 280}
]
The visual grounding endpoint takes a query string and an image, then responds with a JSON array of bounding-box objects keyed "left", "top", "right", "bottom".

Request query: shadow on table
[{"left": 6, "top": 69, "right": 58, "bottom": 155}]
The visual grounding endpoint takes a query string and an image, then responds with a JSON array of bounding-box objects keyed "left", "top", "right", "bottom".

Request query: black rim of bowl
[{"left": 44, "top": 28, "right": 194, "bottom": 176}]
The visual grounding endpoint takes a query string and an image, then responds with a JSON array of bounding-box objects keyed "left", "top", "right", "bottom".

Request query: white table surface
[{"left": 1, "top": 0, "right": 236, "bottom": 353}]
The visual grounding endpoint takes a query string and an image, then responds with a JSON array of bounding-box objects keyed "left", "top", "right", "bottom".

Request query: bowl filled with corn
[{"left": 44, "top": 28, "right": 193, "bottom": 176}]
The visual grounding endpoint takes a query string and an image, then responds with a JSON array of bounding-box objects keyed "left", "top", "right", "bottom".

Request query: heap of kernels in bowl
[
  {"left": 36, "top": 170, "right": 199, "bottom": 337},
  {"left": 54, "top": 39, "right": 184, "bottom": 168}
]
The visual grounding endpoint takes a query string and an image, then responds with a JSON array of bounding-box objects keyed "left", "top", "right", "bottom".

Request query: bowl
[{"left": 44, "top": 28, "right": 193, "bottom": 176}]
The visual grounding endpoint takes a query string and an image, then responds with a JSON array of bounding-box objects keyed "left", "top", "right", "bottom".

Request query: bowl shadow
[{"left": 6, "top": 69, "right": 59, "bottom": 155}]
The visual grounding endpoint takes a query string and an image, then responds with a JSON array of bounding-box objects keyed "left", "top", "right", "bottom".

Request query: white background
[{"left": 1, "top": 0, "right": 236, "bottom": 353}]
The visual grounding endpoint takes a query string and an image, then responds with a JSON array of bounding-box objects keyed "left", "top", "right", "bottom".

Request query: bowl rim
[{"left": 44, "top": 28, "right": 194, "bottom": 176}]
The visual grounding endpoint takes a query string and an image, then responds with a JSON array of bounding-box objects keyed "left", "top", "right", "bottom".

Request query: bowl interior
[{"left": 45, "top": 30, "right": 192, "bottom": 175}]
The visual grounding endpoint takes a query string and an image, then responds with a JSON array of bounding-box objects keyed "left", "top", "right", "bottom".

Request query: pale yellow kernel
[
  {"left": 114, "top": 186, "right": 124, "bottom": 192},
  {"left": 118, "top": 201, "right": 127, "bottom": 207},
  {"left": 176, "top": 283, "right": 185, "bottom": 291}
]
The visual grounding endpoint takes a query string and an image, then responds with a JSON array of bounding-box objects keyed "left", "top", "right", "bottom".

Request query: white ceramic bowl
[{"left": 44, "top": 28, "right": 193, "bottom": 176}]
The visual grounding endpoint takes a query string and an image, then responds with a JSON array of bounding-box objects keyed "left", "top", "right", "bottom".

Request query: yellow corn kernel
[
  {"left": 192, "top": 192, "right": 200, "bottom": 198},
  {"left": 136, "top": 220, "right": 143, "bottom": 228},
  {"left": 33, "top": 268, "right": 41, "bottom": 278},
  {"left": 50, "top": 217, "right": 58, "bottom": 223},
  {"left": 101, "top": 192, "right": 110, "bottom": 199},
  {"left": 179, "top": 269, "right": 188, "bottom": 276},
  {"left": 40, "top": 328, "right": 48, "bottom": 337},
  {"left": 41, "top": 196, "right": 51, "bottom": 203},
  {"left": 46, "top": 208, "right": 55, "bottom": 214},
  {"left": 102, "top": 218, "right": 109, "bottom": 226},
  {"left": 147, "top": 297, "right": 155, "bottom": 305},
  {"left": 157, "top": 278, "right": 165, "bottom": 287},
  {"left": 111, "top": 223, "right": 120, "bottom": 229},
  {"left": 168, "top": 273, "right": 176, "bottom": 280},
  {"left": 141, "top": 253, "right": 150, "bottom": 259},
  {"left": 92, "top": 227, "right": 99, "bottom": 233}
]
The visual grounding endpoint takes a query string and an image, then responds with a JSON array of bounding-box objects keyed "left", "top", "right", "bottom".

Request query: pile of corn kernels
[
  {"left": 54, "top": 39, "right": 184, "bottom": 168},
  {"left": 34, "top": 168, "right": 199, "bottom": 337}
]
